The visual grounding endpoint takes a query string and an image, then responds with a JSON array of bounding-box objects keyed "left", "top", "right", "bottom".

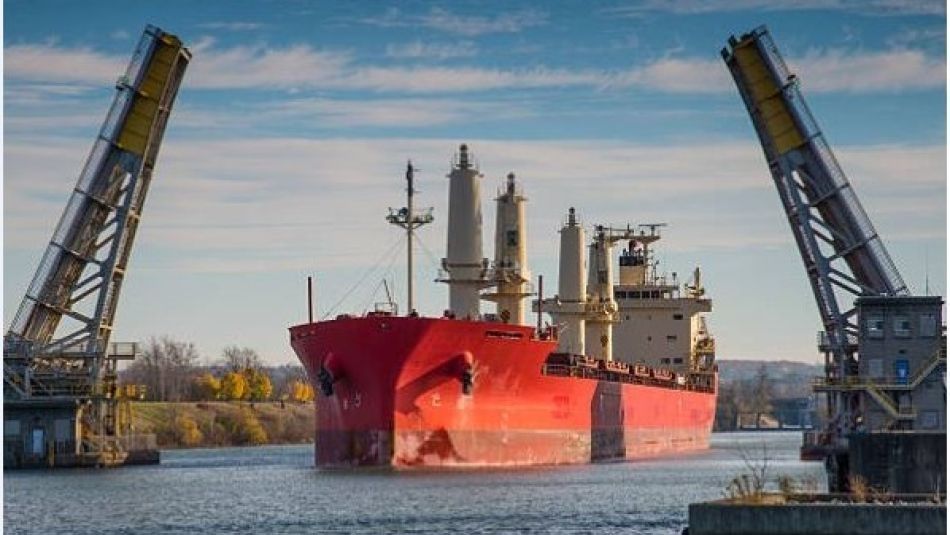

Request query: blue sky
[{"left": 3, "top": 0, "right": 946, "bottom": 366}]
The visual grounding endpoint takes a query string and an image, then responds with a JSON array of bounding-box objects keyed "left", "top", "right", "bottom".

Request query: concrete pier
[
  {"left": 688, "top": 495, "right": 946, "bottom": 535},
  {"left": 849, "top": 432, "right": 946, "bottom": 494}
]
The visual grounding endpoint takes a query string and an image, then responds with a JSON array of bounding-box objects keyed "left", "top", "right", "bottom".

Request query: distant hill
[{"left": 718, "top": 359, "right": 822, "bottom": 398}]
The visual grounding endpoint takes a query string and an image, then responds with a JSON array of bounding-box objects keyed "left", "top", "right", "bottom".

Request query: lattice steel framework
[
  {"left": 4, "top": 25, "right": 190, "bottom": 405},
  {"left": 722, "top": 26, "right": 908, "bottom": 447}
]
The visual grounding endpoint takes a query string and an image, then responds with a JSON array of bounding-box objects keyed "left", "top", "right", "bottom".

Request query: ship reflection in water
[{"left": 4, "top": 432, "right": 825, "bottom": 535}]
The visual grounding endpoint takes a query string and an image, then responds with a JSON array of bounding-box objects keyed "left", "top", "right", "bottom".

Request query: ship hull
[{"left": 290, "top": 316, "right": 716, "bottom": 468}]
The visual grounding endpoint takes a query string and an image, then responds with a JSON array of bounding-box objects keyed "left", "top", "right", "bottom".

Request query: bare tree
[
  {"left": 123, "top": 336, "right": 200, "bottom": 401},
  {"left": 269, "top": 364, "right": 308, "bottom": 400},
  {"left": 726, "top": 440, "right": 772, "bottom": 502},
  {"left": 752, "top": 364, "right": 775, "bottom": 427},
  {"left": 221, "top": 346, "right": 263, "bottom": 372}
]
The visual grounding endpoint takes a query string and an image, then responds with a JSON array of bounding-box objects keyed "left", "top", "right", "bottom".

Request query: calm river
[{"left": 5, "top": 431, "right": 824, "bottom": 534}]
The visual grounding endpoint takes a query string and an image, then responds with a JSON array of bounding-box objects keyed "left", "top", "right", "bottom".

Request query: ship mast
[{"left": 387, "top": 161, "right": 433, "bottom": 314}]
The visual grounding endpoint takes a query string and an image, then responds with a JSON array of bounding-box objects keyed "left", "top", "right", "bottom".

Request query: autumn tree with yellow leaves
[
  {"left": 287, "top": 380, "right": 315, "bottom": 402},
  {"left": 192, "top": 372, "right": 221, "bottom": 401},
  {"left": 244, "top": 368, "right": 273, "bottom": 401},
  {"left": 219, "top": 371, "right": 248, "bottom": 400}
]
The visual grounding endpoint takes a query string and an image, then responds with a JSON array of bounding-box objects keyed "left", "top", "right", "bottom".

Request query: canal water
[{"left": 5, "top": 431, "right": 824, "bottom": 534}]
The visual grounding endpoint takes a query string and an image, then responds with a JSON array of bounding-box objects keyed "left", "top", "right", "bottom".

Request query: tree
[
  {"left": 289, "top": 380, "right": 315, "bottom": 402},
  {"left": 245, "top": 368, "right": 273, "bottom": 401},
  {"left": 715, "top": 382, "right": 741, "bottom": 431},
  {"left": 122, "top": 336, "right": 199, "bottom": 401},
  {"left": 222, "top": 346, "right": 262, "bottom": 372},
  {"left": 270, "top": 364, "right": 308, "bottom": 400},
  {"left": 751, "top": 364, "right": 775, "bottom": 427},
  {"left": 192, "top": 373, "right": 221, "bottom": 401},
  {"left": 219, "top": 371, "right": 248, "bottom": 400}
]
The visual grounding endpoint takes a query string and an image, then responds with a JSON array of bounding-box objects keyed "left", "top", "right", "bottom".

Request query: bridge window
[
  {"left": 673, "top": 357, "right": 683, "bottom": 364},
  {"left": 615, "top": 291, "right": 627, "bottom": 299},
  {"left": 673, "top": 314, "right": 683, "bottom": 320},
  {"left": 667, "top": 335, "right": 677, "bottom": 342}
]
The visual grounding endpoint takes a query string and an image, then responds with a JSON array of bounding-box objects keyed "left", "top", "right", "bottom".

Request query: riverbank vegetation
[
  {"left": 131, "top": 401, "right": 314, "bottom": 448},
  {"left": 116, "top": 337, "right": 317, "bottom": 448},
  {"left": 120, "top": 337, "right": 314, "bottom": 403}
]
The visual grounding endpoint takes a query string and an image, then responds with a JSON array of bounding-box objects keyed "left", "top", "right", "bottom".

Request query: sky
[{"left": 3, "top": 0, "right": 946, "bottom": 366}]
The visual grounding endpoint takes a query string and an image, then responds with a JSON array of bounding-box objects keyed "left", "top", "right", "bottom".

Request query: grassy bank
[{"left": 131, "top": 401, "right": 314, "bottom": 449}]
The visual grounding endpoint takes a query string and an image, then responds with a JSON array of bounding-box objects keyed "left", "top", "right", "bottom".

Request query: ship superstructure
[
  {"left": 612, "top": 226, "right": 715, "bottom": 373},
  {"left": 290, "top": 144, "right": 717, "bottom": 467}
]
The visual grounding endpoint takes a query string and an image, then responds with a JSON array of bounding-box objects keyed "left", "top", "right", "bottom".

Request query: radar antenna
[{"left": 386, "top": 161, "right": 434, "bottom": 314}]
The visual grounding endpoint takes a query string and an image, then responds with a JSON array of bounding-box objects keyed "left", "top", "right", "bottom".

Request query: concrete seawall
[{"left": 688, "top": 498, "right": 946, "bottom": 535}]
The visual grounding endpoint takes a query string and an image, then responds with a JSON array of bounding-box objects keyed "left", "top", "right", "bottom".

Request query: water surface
[{"left": 5, "top": 431, "right": 824, "bottom": 534}]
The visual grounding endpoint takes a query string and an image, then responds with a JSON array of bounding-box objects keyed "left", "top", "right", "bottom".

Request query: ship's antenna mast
[
  {"left": 636, "top": 223, "right": 666, "bottom": 282},
  {"left": 387, "top": 161, "right": 434, "bottom": 314}
]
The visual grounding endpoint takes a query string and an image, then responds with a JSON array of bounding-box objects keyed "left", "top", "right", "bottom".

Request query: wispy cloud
[
  {"left": 4, "top": 43, "right": 124, "bottom": 85},
  {"left": 4, "top": 40, "right": 944, "bottom": 95},
  {"left": 6, "top": 136, "right": 943, "bottom": 265},
  {"left": 617, "top": 58, "right": 730, "bottom": 94},
  {"left": 196, "top": 21, "right": 266, "bottom": 31},
  {"left": 420, "top": 7, "right": 548, "bottom": 36},
  {"left": 789, "top": 48, "right": 947, "bottom": 92},
  {"left": 360, "top": 7, "right": 548, "bottom": 36},
  {"left": 4, "top": 82, "right": 101, "bottom": 105},
  {"left": 385, "top": 40, "right": 478, "bottom": 60},
  {"left": 885, "top": 26, "right": 947, "bottom": 47},
  {"left": 265, "top": 98, "right": 528, "bottom": 127},
  {"left": 617, "top": 48, "right": 946, "bottom": 94},
  {"left": 186, "top": 44, "right": 351, "bottom": 89},
  {"left": 604, "top": 0, "right": 946, "bottom": 17}
]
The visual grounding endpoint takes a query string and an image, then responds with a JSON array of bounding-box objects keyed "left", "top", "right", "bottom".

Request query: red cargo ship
[{"left": 290, "top": 145, "right": 717, "bottom": 467}]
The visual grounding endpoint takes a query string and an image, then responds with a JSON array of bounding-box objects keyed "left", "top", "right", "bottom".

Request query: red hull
[{"left": 290, "top": 316, "right": 716, "bottom": 467}]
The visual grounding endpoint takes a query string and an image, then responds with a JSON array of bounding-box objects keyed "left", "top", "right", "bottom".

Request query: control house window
[
  {"left": 921, "top": 410, "right": 939, "bottom": 429},
  {"left": 866, "top": 315, "right": 885, "bottom": 338},
  {"left": 920, "top": 313, "right": 937, "bottom": 337},
  {"left": 893, "top": 316, "right": 911, "bottom": 338}
]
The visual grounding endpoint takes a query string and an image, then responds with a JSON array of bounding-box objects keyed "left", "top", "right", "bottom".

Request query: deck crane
[
  {"left": 3, "top": 26, "right": 190, "bottom": 467},
  {"left": 722, "top": 26, "right": 940, "bottom": 491}
]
